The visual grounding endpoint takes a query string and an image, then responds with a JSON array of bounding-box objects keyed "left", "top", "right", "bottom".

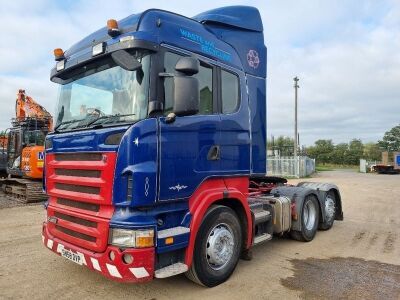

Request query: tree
[
  {"left": 307, "top": 139, "right": 334, "bottom": 164},
  {"left": 346, "top": 139, "right": 364, "bottom": 165},
  {"left": 378, "top": 124, "right": 400, "bottom": 152},
  {"left": 330, "top": 143, "right": 348, "bottom": 165},
  {"left": 268, "top": 136, "right": 295, "bottom": 156},
  {"left": 363, "top": 142, "right": 381, "bottom": 161}
]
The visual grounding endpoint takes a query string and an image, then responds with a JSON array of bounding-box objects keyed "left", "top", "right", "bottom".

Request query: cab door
[
  {"left": 217, "top": 68, "right": 251, "bottom": 174},
  {"left": 158, "top": 50, "right": 221, "bottom": 201}
]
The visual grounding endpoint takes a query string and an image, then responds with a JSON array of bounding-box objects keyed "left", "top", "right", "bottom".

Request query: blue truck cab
[{"left": 42, "top": 6, "right": 343, "bottom": 287}]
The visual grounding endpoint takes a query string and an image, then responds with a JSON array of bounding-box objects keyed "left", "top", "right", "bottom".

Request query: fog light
[
  {"left": 122, "top": 253, "right": 133, "bottom": 264},
  {"left": 109, "top": 250, "right": 115, "bottom": 261}
]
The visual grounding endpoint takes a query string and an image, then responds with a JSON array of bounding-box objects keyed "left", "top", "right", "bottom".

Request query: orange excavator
[{"left": 0, "top": 89, "right": 52, "bottom": 202}]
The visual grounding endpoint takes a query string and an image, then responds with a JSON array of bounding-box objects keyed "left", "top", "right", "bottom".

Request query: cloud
[
  {"left": 262, "top": 0, "right": 400, "bottom": 145},
  {"left": 0, "top": 0, "right": 399, "bottom": 146}
]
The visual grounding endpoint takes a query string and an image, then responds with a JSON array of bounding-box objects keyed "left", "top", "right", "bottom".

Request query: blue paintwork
[
  {"left": 46, "top": 126, "right": 129, "bottom": 153},
  {"left": 248, "top": 75, "right": 267, "bottom": 174},
  {"left": 158, "top": 113, "right": 221, "bottom": 201},
  {"left": 219, "top": 73, "right": 251, "bottom": 174},
  {"left": 113, "top": 119, "right": 158, "bottom": 207},
  {"left": 157, "top": 232, "right": 190, "bottom": 253},
  {"left": 48, "top": 6, "right": 268, "bottom": 255},
  {"left": 193, "top": 6, "right": 263, "bottom": 32},
  {"left": 110, "top": 201, "right": 190, "bottom": 253},
  {"left": 193, "top": 6, "right": 267, "bottom": 78}
]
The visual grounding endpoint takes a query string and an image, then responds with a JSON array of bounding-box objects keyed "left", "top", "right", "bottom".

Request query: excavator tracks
[{"left": 0, "top": 178, "right": 47, "bottom": 203}]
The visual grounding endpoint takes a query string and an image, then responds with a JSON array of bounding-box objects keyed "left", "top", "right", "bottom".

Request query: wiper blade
[
  {"left": 86, "top": 113, "right": 136, "bottom": 127},
  {"left": 54, "top": 119, "right": 84, "bottom": 132}
]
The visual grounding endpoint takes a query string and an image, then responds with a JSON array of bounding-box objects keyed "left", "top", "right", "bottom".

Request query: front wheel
[
  {"left": 185, "top": 205, "right": 242, "bottom": 287},
  {"left": 291, "top": 195, "right": 320, "bottom": 242}
]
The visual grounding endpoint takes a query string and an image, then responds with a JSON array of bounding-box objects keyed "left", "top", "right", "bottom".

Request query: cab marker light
[
  {"left": 165, "top": 237, "right": 174, "bottom": 245},
  {"left": 56, "top": 60, "right": 65, "bottom": 71},
  {"left": 92, "top": 42, "right": 105, "bottom": 56},
  {"left": 119, "top": 35, "right": 134, "bottom": 43}
]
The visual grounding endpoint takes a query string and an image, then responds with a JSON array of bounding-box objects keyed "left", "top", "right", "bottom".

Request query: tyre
[
  {"left": 318, "top": 191, "right": 336, "bottom": 230},
  {"left": 185, "top": 205, "right": 242, "bottom": 287},
  {"left": 291, "top": 195, "right": 319, "bottom": 242}
]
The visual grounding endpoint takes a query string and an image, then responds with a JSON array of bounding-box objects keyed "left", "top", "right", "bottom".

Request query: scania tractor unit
[{"left": 42, "top": 6, "right": 343, "bottom": 287}]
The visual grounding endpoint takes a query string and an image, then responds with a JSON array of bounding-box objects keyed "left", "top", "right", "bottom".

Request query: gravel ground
[{"left": 0, "top": 170, "right": 399, "bottom": 299}]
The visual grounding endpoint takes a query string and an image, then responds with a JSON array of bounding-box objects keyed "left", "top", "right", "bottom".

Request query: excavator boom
[{"left": 15, "top": 89, "right": 53, "bottom": 130}]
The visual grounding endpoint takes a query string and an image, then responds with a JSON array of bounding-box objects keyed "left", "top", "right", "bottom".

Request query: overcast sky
[{"left": 0, "top": 1, "right": 399, "bottom": 146}]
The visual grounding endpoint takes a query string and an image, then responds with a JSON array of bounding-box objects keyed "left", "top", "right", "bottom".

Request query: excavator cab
[{"left": 6, "top": 118, "right": 49, "bottom": 178}]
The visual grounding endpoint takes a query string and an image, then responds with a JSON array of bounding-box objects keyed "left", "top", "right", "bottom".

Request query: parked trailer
[{"left": 42, "top": 6, "right": 343, "bottom": 287}]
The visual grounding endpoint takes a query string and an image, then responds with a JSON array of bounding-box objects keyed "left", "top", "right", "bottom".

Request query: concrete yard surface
[{"left": 0, "top": 170, "right": 399, "bottom": 299}]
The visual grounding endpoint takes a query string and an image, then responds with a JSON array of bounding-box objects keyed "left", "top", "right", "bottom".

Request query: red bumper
[{"left": 42, "top": 222, "right": 155, "bottom": 283}]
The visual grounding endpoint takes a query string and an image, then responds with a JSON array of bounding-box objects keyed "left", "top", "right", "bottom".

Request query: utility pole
[{"left": 293, "top": 77, "right": 299, "bottom": 177}]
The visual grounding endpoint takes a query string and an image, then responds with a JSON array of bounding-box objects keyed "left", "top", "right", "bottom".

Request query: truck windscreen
[{"left": 54, "top": 51, "right": 150, "bottom": 132}]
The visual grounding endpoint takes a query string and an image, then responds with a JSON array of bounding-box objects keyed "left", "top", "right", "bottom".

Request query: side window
[
  {"left": 163, "top": 51, "right": 213, "bottom": 115},
  {"left": 221, "top": 70, "right": 240, "bottom": 114}
]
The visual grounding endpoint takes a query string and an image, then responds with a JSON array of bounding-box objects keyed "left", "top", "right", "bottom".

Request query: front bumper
[{"left": 42, "top": 222, "right": 155, "bottom": 283}]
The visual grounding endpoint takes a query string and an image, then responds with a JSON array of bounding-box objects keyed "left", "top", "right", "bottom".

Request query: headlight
[{"left": 109, "top": 228, "right": 154, "bottom": 248}]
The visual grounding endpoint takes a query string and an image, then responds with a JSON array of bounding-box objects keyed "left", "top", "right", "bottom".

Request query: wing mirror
[
  {"left": 158, "top": 57, "right": 200, "bottom": 120},
  {"left": 173, "top": 57, "right": 200, "bottom": 117}
]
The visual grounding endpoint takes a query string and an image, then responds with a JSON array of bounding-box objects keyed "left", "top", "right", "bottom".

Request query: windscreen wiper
[
  {"left": 85, "top": 113, "right": 136, "bottom": 128},
  {"left": 54, "top": 118, "right": 84, "bottom": 132}
]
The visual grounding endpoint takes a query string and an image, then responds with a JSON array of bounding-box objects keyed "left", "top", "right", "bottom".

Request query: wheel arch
[
  {"left": 297, "top": 182, "right": 344, "bottom": 221},
  {"left": 185, "top": 178, "right": 252, "bottom": 267}
]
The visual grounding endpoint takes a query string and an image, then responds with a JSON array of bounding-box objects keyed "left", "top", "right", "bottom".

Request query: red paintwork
[
  {"left": 42, "top": 223, "right": 154, "bottom": 283},
  {"left": 185, "top": 176, "right": 252, "bottom": 267},
  {"left": 45, "top": 152, "right": 117, "bottom": 252}
]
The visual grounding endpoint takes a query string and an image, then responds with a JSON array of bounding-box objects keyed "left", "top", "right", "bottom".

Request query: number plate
[{"left": 61, "top": 248, "right": 83, "bottom": 265}]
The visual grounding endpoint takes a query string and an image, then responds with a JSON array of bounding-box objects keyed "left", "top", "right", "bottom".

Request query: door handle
[{"left": 207, "top": 145, "right": 220, "bottom": 161}]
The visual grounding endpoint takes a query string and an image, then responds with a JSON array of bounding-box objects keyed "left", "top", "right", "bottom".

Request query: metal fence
[
  {"left": 267, "top": 156, "right": 316, "bottom": 178},
  {"left": 360, "top": 159, "right": 381, "bottom": 173}
]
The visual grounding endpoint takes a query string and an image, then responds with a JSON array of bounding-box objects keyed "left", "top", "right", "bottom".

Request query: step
[
  {"left": 154, "top": 263, "right": 189, "bottom": 279},
  {"left": 253, "top": 233, "right": 272, "bottom": 245},
  {"left": 253, "top": 210, "right": 271, "bottom": 224}
]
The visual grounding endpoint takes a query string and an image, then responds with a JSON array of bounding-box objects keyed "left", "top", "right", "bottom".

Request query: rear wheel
[
  {"left": 185, "top": 205, "right": 242, "bottom": 287},
  {"left": 319, "top": 191, "right": 336, "bottom": 230},
  {"left": 291, "top": 195, "right": 319, "bottom": 242}
]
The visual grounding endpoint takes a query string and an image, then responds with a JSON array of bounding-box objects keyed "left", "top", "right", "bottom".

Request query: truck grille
[{"left": 46, "top": 152, "right": 117, "bottom": 252}]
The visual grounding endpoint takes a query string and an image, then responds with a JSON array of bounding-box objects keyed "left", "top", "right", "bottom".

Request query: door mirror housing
[
  {"left": 171, "top": 57, "right": 200, "bottom": 117},
  {"left": 175, "top": 57, "right": 199, "bottom": 75},
  {"left": 173, "top": 75, "right": 199, "bottom": 116}
]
